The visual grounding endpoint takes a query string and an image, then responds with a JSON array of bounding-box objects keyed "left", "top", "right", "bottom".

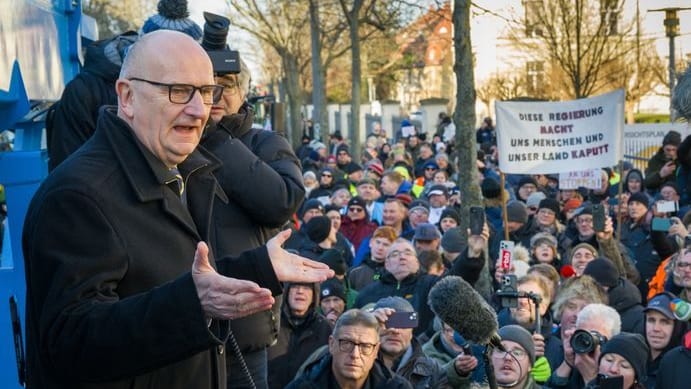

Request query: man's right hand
[
  {"left": 660, "top": 160, "right": 676, "bottom": 178},
  {"left": 192, "top": 242, "right": 275, "bottom": 320}
]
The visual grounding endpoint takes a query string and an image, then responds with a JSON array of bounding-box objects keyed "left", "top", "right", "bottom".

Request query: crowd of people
[
  {"left": 282, "top": 107, "right": 691, "bottom": 389},
  {"left": 21, "top": 0, "right": 691, "bottom": 388}
]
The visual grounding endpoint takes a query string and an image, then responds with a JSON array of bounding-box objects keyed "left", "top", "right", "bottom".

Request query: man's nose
[{"left": 185, "top": 90, "right": 208, "bottom": 119}]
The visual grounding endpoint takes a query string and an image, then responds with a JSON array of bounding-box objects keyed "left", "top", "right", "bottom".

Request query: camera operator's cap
[
  {"left": 414, "top": 223, "right": 441, "bottom": 241},
  {"left": 582, "top": 258, "right": 619, "bottom": 288},
  {"left": 599, "top": 333, "right": 649, "bottom": 381},
  {"left": 628, "top": 192, "right": 650, "bottom": 208},
  {"left": 374, "top": 296, "right": 414, "bottom": 313},
  {"left": 644, "top": 292, "right": 676, "bottom": 320},
  {"left": 141, "top": 0, "right": 203, "bottom": 40},
  {"left": 497, "top": 325, "right": 535, "bottom": 364}
]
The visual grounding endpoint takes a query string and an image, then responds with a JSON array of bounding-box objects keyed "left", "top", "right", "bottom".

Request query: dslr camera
[
  {"left": 571, "top": 329, "right": 607, "bottom": 354},
  {"left": 202, "top": 12, "right": 240, "bottom": 75}
]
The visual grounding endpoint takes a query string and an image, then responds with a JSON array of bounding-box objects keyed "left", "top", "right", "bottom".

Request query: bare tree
[
  {"left": 507, "top": 0, "right": 633, "bottom": 99},
  {"left": 225, "top": 0, "right": 310, "bottom": 147},
  {"left": 83, "top": 0, "right": 156, "bottom": 38}
]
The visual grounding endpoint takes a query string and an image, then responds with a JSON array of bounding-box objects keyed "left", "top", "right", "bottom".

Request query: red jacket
[{"left": 340, "top": 216, "right": 378, "bottom": 252}]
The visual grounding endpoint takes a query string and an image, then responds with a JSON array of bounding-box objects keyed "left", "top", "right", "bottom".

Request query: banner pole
[
  {"left": 500, "top": 171, "right": 509, "bottom": 241},
  {"left": 616, "top": 159, "right": 624, "bottom": 245}
]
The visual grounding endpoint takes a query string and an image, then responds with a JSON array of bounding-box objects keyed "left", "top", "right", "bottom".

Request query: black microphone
[{"left": 428, "top": 276, "right": 506, "bottom": 352}]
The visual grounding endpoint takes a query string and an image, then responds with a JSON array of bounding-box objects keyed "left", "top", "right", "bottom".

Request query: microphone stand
[{"left": 484, "top": 345, "right": 498, "bottom": 389}]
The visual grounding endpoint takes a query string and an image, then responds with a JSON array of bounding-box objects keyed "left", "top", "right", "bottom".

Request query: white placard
[
  {"left": 495, "top": 89, "right": 624, "bottom": 174},
  {"left": 559, "top": 169, "right": 603, "bottom": 190}
]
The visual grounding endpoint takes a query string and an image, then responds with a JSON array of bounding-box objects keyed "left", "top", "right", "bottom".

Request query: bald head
[{"left": 120, "top": 30, "right": 212, "bottom": 82}]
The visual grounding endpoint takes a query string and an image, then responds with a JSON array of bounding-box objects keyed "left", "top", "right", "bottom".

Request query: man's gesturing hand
[
  {"left": 267, "top": 229, "right": 335, "bottom": 283},
  {"left": 192, "top": 242, "right": 275, "bottom": 320}
]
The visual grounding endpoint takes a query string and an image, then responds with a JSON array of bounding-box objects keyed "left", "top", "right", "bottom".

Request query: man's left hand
[{"left": 267, "top": 229, "right": 334, "bottom": 283}]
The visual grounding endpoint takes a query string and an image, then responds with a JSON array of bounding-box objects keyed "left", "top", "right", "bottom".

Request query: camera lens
[
  {"left": 202, "top": 12, "right": 230, "bottom": 51},
  {"left": 571, "top": 329, "right": 596, "bottom": 354}
]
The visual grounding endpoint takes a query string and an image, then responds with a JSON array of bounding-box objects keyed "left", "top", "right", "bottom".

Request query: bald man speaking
[{"left": 22, "top": 31, "right": 332, "bottom": 389}]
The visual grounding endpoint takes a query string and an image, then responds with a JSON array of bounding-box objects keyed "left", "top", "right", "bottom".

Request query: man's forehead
[{"left": 338, "top": 325, "right": 378, "bottom": 341}]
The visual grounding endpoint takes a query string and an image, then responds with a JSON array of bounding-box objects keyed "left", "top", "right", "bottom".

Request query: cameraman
[
  {"left": 546, "top": 304, "right": 621, "bottom": 389},
  {"left": 199, "top": 12, "right": 305, "bottom": 389}
]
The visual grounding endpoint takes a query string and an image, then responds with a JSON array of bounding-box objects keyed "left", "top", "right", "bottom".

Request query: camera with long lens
[
  {"left": 202, "top": 12, "right": 240, "bottom": 75},
  {"left": 571, "top": 329, "right": 608, "bottom": 354}
]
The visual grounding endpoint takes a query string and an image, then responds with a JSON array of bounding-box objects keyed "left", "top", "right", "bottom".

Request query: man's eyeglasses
[
  {"left": 425, "top": 167, "right": 437, "bottom": 171},
  {"left": 492, "top": 347, "right": 527, "bottom": 360},
  {"left": 321, "top": 173, "right": 332, "bottom": 178},
  {"left": 129, "top": 77, "right": 224, "bottom": 105},
  {"left": 218, "top": 79, "right": 240, "bottom": 96},
  {"left": 349, "top": 207, "right": 364, "bottom": 213},
  {"left": 336, "top": 339, "right": 378, "bottom": 356}
]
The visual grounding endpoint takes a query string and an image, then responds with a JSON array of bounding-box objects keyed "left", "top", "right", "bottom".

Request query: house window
[
  {"left": 523, "top": 0, "right": 543, "bottom": 37},
  {"left": 526, "top": 61, "right": 544, "bottom": 96}
]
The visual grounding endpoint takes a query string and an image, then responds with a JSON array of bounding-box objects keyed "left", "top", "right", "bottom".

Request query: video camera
[{"left": 202, "top": 12, "right": 240, "bottom": 75}]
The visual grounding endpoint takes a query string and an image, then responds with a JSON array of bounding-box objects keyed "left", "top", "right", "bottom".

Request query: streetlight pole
[{"left": 650, "top": 7, "right": 691, "bottom": 119}]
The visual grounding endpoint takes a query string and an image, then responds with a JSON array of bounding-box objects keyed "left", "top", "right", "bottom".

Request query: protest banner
[{"left": 495, "top": 89, "right": 624, "bottom": 174}]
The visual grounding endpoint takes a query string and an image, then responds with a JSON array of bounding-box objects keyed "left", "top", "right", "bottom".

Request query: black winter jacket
[
  {"left": 267, "top": 283, "right": 332, "bottom": 389},
  {"left": 285, "top": 354, "right": 413, "bottom": 389},
  {"left": 47, "top": 31, "right": 137, "bottom": 171},
  {"left": 607, "top": 278, "right": 645, "bottom": 335},
  {"left": 201, "top": 103, "right": 305, "bottom": 353},
  {"left": 23, "top": 108, "right": 282, "bottom": 389}
]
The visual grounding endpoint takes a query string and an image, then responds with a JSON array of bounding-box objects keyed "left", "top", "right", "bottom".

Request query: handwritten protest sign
[
  {"left": 495, "top": 90, "right": 624, "bottom": 174},
  {"left": 559, "top": 169, "right": 603, "bottom": 190}
]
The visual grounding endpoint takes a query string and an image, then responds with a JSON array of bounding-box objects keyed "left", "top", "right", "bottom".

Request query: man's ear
[
  {"left": 328, "top": 335, "right": 336, "bottom": 353},
  {"left": 116, "top": 79, "right": 134, "bottom": 118}
]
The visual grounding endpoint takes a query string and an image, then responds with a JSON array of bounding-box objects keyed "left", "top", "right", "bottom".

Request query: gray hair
[
  {"left": 332, "top": 309, "right": 380, "bottom": 337},
  {"left": 576, "top": 303, "right": 621, "bottom": 337}
]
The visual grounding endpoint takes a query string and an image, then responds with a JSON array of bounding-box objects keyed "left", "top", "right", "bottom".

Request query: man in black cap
[
  {"left": 413, "top": 222, "right": 442, "bottom": 253},
  {"left": 645, "top": 130, "right": 681, "bottom": 194},
  {"left": 320, "top": 278, "right": 347, "bottom": 326}
]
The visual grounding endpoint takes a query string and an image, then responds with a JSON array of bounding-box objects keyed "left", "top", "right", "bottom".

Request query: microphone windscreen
[{"left": 428, "top": 276, "right": 498, "bottom": 345}]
